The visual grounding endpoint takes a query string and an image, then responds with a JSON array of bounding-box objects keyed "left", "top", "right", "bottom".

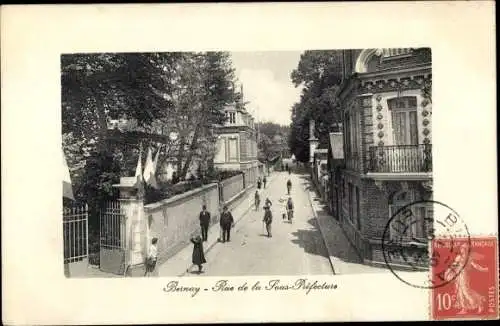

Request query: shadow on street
[{"left": 290, "top": 218, "right": 329, "bottom": 259}]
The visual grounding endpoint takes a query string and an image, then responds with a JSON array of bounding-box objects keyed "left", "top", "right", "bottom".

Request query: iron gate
[
  {"left": 63, "top": 203, "right": 89, "bottom": 277},
  {"left": 99, "top": 201, "right": 126, "bottom": 274}
]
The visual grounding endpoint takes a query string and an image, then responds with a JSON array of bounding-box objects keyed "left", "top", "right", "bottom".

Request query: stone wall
[
  {"left": 220, "top": 173, "right": 245, "bottom": 202},
  {"left": 144, "top": 183, "right": 220, "bottom": 262}
]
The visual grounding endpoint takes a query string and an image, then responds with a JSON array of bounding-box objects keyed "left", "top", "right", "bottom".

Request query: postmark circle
[{"left": 381, "top": 200, "right": 471, "bottom": 289}]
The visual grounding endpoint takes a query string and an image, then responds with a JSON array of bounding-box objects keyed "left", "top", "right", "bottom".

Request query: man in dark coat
[
  {"left": 263, "top": 205, "right": 273, "bottom": 237},
  {"left": 199, "top": 205, "right": 211, "bottom": 242},
  {"left": 220, "top": 205, "right": 234, "bottom": 243},
  {"left": 263, "top": 176, "right": 267, "bottom": 188},
  {"left": 190, "top": 235, "right": 206, "bottom": 273}
]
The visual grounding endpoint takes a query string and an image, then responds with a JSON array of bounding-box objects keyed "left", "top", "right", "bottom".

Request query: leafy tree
[
  {"left": 176, "top": 52, "right": 240, "bottom": 178},
  {"left": 288, "top": 50, "right": 344, "bottom": 161},
  {"left": 62, "top": 51, "right": 241, "bottom": 208},
  {"left": 256, "top": 122, "right": 290, "bottom": 162}
]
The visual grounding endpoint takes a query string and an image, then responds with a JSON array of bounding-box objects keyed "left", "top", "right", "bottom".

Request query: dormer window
[{"left": 226, "top": 111, "right": 236, "bottom": 124}]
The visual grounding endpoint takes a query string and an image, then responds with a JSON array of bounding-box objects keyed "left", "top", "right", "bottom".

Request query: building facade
[
  {"left": 214, "top": 105, "right": 260, "bottom": 187},
  {"left": 332, "top": 48, "right": 433, "bottom": 269}
]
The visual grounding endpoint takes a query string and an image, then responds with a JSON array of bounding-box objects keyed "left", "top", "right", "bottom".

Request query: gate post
[{"left": 114, "top": 177, "right": 147, "bottom": 276}]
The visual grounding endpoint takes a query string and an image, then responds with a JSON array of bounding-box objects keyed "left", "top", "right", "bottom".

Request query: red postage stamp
[{"left": 431, "top": 236, "right": 499, "bottom": 320}]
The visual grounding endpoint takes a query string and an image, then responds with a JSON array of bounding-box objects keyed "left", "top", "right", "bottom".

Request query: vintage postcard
[{"left": 2, "top": 2, "right": 497, "bottom": 324}]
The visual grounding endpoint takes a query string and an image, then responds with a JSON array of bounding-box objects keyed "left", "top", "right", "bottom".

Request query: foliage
[
  {"left": 288, "top": 50, "right": 344, "bottom": 162},
  {"left": 256, "top": 122, "right": 290, "bottom": 160},
  {"left": 144, "top": 168, "right": 242, "bottom": 205},
  {"left": 62, "top": 52, "right": 242, "bottom": 213}
]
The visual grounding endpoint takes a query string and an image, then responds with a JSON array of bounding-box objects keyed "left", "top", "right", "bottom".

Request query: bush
[{"left": 144, "top": 169, "right": 243, "bottom": 205}]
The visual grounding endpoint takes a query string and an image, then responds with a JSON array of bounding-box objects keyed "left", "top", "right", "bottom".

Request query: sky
[{"left": 230, "top": 51, "right": 304, "bottom": 126}]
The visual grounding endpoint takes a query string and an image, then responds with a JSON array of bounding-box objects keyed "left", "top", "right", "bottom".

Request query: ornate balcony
[{"left": 368, "top": 144, "right": 432, "bottom": 173}]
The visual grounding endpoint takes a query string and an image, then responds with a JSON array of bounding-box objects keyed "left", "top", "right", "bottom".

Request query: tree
[
  {"left": 166, "top": 52, "right": 240, "bottom": 179},
  {"left": 256, "top": 122, "right": 290, "bottom": 162},
  {"left": 288, "top": 50, "right": 344, "bottom": 162}
]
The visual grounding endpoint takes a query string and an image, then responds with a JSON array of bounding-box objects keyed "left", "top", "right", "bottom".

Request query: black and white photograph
[
  {"left": 3, "top": 3, "right": 496, "bottom": 324},
  {"left": 62, "top": 48, "right": 433, "bottom": 278}
]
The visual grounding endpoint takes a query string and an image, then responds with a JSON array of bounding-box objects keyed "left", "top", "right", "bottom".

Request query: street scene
[{"left": 62, "top": 49, "right": 432, "bottom": 279}]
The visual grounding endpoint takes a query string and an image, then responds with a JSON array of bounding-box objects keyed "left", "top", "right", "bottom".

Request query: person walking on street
[
  {"left": 254, "top": 190, "right": 261, "bottom": 211},
  {"left": 286, "top": 196, "right": 294, "bottom": 223},
  {"left": 278, "top": 195, "right": 288, "bottom": 220},
  {"left": 263, "top": 176, "right": 267, "bottom": 188},
  {"left": 190, "top": 235, "right": 206, "bottom": 273},
  {"left": 264, "top": 197, "right": 272, "bottom": 209},
  {"left": 257, "top": 177, "right": 262, "bottom": 190},
  {"left": 220, "top": 205, "right": 234, "bottom": 243},
  {"left": 263, "top": 205, "right": 273, "bottom": 237},
  {"left": 287, "top": 179, "right": 292, "bottom": 195},
  {"left": 144, "top": 237, "right": 158, "bottom": 277},
  {"left": 199, "top": 205, "right": 211, "bottom": 242}
]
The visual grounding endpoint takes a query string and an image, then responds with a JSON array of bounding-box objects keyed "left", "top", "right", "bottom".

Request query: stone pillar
[{"left": 113, "top": 177, "right": 147, "bottom": 276}]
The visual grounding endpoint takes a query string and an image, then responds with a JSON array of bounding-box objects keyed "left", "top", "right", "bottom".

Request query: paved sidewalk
[
  {"left": 304, "top": 179, "right": 388, "bottom": 275},
  {"left": 157, "top": 174, "right": 277, "bottom": 277}
]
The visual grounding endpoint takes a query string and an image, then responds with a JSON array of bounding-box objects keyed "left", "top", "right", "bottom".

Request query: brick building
[
  {"left": 213, "top": 105, "right": 259, "bottom": 187},
  {"left": 332, "top": 48, "right": 433, "bottom": 269}
]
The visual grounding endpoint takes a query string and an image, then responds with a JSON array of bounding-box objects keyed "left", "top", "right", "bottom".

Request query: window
[
  {"left": 228, "top": 138, "right": 238, "bottom": 162},
  {"left": 348, "top": 183, "right": 354, "bottom": 224},
  {"left": 388, "top": 97, "right": 418, "bottom": 145},
  {"left": 389, "top": 190, "right": 431, "bottom": 241},
  {"left": 227, "top": 112, "right": 236, "bottom": 124},
  {"left": 344, "top": 112, "right": 351, "bottom": 154},
  {"left": 355, "top": 187, "right": 361, "bottom": 229}
]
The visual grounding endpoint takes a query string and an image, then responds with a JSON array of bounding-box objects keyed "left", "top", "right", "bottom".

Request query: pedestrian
[
  {"left": 278, "top": 196, "right": 287, "bottom": 220},
  {"left": 264, "top": 197, "right": 272, "bottom": 208},
  {"left": 286, "top": 163, "right": 289, "bottom": 173},
  {"left": 190, "top": 235, "right": 206, "bottom": 273},
  {"left": 263, "top": 176, "right": 267, "bottom": 188},
  {"left": 144, "top": 237, "right": 158, "bottom": 277},
  {"left": 199, "top": 204, "right": 211, "bottom": 242},
  {"left": 254, "top": 190, "right": 261, "bottom": 211},
  {"left": 220, "top": 205, "right": 234, "bottom": 243},
  {"left": 257, "top": 177, "right": 262, "bottom": 190},
  {"left": 287, "top": 179, "right": 292, "bottom": 195},
  {"left": 286, "top": 196, "right": 294, "bottom": 223},
  {"left": 263, "top": 205, "right": 273, "bottom": 237}
]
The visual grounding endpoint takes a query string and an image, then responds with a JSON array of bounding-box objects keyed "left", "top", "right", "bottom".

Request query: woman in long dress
[
  {"left": 190, "top": 235, "right": 207, "bottom": 273},
  {"left": 444, "top": 244, "right": 488, "bottom": 314}
]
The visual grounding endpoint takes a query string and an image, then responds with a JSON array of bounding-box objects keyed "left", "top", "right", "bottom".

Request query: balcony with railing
[{"left": 368, "top": 144, "right": 432, "bottom": 173}]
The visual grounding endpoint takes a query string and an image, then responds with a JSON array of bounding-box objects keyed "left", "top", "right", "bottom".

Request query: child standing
[{"left": 144, "top": 237, "right": 158, "bottom": 277}]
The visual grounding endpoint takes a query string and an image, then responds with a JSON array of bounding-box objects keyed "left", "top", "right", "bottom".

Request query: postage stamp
[
  {"left": 431, "top": 236, "right": 499, "bottom": 320},
  {"left": 382, "top": 200, "right": 472, "bottom": 289}
]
